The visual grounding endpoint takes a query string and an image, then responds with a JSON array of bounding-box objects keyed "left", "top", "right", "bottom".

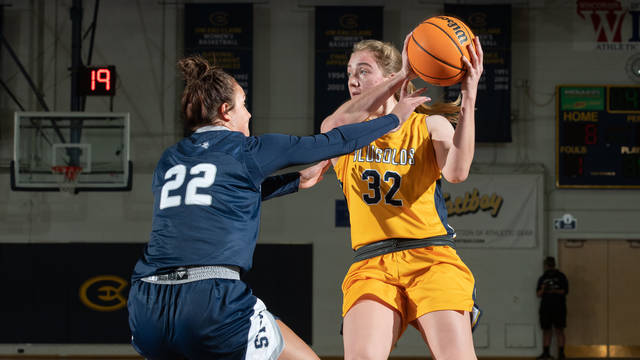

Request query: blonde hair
[{"left": 352, "top": 39, "right": 460, "bottom": 123}]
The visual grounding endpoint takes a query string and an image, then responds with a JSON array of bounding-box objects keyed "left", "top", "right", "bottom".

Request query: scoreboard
[{"left": 556, "top": 85, "right": 640, "bottom": 188}]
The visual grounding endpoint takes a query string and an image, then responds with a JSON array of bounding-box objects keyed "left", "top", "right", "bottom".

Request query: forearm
[
  {"left": 261, "top": 173, "right": 300, "bottom": 201},
  {"left": 442, "top": 95, "right": 476, "bottom": 182},
  {"left": 320, "top": 70, "right": 408, "bottom": 133}
]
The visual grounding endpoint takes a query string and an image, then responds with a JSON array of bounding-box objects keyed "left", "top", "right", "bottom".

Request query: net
[
  {"left": 13, "top": 111, "right": 131, "bottom": 191},
  {"left": 51, "top": 166, "right": 83, "bottom": 194}
]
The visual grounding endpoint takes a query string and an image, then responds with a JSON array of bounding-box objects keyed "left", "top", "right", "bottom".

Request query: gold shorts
[{"left": 342, "top": 245, "right": 475, "bottom": 332}]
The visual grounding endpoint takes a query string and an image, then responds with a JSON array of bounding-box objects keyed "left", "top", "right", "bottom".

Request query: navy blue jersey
[
  {"left": 132, "top": 115, "right": 399, "bottom": 279},
  {"left": 537, "top": 269, "right": 569, "bottom": 308}
]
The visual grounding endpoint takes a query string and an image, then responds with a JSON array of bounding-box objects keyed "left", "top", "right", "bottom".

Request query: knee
[
  {"left": 344, "top": 348, "right": 386, "bottom": 360},
  {"left": 344, "top": 356, "right": 380, "bottom": 360}
]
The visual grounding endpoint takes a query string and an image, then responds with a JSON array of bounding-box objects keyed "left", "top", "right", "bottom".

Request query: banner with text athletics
[
  {"left": 443, "top": 173, "right": 542, "bottom": 248},
  {"left": 444, "top": 4, "right": 512, "bottom": 143},
  {"left": 314, "top": 6, "right": 383, "bottom": 133},
  {"left": 184, "top": 3, "right": 253, "bottom": 135}
]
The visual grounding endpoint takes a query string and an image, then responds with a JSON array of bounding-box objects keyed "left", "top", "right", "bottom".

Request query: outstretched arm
[
  {"left": 320, "top": 34, "right": 419, "bottom": 133},
  {"left": 253, "top": 83, "right": 428, "bottom": 177},
  {"left": 430, "top": 36, "right": 484, "bottom": 183},
  {"left": 259, "top": 160, "right": 331, "bottom": 201}
]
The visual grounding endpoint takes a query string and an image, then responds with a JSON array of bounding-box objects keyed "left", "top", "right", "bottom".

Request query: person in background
[{"left": 536, "top": 256, "right": 569, "bottom": 360}]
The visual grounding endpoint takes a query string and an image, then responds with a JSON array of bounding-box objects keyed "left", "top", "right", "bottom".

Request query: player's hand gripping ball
[{"left": 407, "top": 16, "right": 476, "bottom": 86}]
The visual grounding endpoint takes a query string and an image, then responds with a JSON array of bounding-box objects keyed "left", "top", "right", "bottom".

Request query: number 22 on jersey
[{"left": 159, "top": 163, "right": 217, "bottom": 209}]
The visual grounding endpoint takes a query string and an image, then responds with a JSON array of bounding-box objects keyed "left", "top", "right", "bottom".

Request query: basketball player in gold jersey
[{"left": 320, "top": 34, "right": 483, "bottom": 360}]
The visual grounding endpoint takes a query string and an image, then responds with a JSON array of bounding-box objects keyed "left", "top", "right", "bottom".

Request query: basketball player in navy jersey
[{"left": 127, "top": 56, "right": 428, "bottom": 360}]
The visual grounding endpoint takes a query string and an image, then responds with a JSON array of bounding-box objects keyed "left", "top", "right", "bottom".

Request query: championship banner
[
  {"left": 184, "top": 3, "right": 253, "bottom": 133},
  {"left": 314, "top": 6, "right": 383, "bottom": 133},
  {"left": 444, "top": 4, "right": 512, "bottom": 143},
  {"left": 443, "top": 174, "right": 541, "bottom": 248}
]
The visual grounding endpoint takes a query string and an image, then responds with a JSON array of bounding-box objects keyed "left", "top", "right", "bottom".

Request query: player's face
[
  {"left": 228, "top": 82, "right": 251, "bottom": 136},
  {"left": 347, "top": 50, "right": 388, "bottom": 99}
]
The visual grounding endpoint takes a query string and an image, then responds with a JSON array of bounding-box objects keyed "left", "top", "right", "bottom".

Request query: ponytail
[{"left": 178, "top": 56, "right": 236, "bottom": 131}]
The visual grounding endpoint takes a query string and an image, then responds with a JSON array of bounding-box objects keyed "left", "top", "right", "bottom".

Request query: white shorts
[{"left": 245, "top": 298, "right": 285, "bottom": 360}]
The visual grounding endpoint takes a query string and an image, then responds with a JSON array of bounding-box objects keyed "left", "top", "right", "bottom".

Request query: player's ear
[{"left": 218, "top": 103, "right": 231, "bottom": 122}]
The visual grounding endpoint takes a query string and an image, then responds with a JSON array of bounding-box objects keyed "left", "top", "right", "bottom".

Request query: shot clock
[
  {"left": 556, "top": 85, "right": 640, "bottom": 188},
  {"left": 77, "top": 66, "right": 116, "bottom": 96}
]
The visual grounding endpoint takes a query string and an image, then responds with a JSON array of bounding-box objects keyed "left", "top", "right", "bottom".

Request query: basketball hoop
[{"left": 51, "top": 166, "right": 83, "bottom": 194}]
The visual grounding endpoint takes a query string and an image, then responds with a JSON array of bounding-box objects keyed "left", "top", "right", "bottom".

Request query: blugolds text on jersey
[{"left": 352, "top": 144, "right": 416, "bottom": 165}]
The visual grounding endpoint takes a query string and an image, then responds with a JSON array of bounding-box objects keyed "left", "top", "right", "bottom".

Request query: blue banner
[
  {"left": 444, "top": 4, "right": 512, "bottom": 143},
  {"left": 0, "top": 243, "right": 144, "bottom": 343},
  {"left": 184, "top": 3, "right": 253, "bottom": 134},
  {"left": 314, "top": 6, "right": 383, "bottom": 133},
  {"left": 0, "top": 243, "right": 311, "bottom": 344}
]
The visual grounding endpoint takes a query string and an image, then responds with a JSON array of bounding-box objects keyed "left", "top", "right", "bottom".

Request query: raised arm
[
  {"left": 429, "top": 36, "right": 484, "bottom": 183},
  {"left": 320, "top": 34, "right": 417, "bottom": 133}
]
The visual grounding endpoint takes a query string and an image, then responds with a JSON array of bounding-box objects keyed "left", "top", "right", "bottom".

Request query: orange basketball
[{"left": 407, "top": 16, "right": 475, "bottom": 86}]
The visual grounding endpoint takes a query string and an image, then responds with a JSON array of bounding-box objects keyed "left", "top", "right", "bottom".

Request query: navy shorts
[
  {"left": 539, "top": 304, "right": 566, "bottom": 330},
  {"left": 128, "top": 279, "right": 284, "bottom": 359}
]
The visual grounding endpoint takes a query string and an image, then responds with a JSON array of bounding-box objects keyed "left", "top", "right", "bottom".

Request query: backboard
[{"left": 11, "top": 112, "right": 131, "bottom": 192}]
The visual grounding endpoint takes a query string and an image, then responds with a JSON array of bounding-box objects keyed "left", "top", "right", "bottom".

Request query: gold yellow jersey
[{"left": 334, "top": 112, "right": 455, "bottom": 250}]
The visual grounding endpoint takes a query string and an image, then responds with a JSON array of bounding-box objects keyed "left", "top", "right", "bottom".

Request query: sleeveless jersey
[{"left": 334, "top": 112, "right": 455, "bottom": 250}]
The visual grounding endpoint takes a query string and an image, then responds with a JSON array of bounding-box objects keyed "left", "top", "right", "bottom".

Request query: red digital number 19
[{"left": 90, "top": 69, "right": 111, "bottom": 91}]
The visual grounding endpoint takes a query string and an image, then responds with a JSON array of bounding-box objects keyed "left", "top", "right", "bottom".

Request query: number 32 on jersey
[
  {"left": 159, "top": 163, "right": 217, "bottom": 209},
  {"left": 361, "top": 169, "right": 403, "bottom": 206}
]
